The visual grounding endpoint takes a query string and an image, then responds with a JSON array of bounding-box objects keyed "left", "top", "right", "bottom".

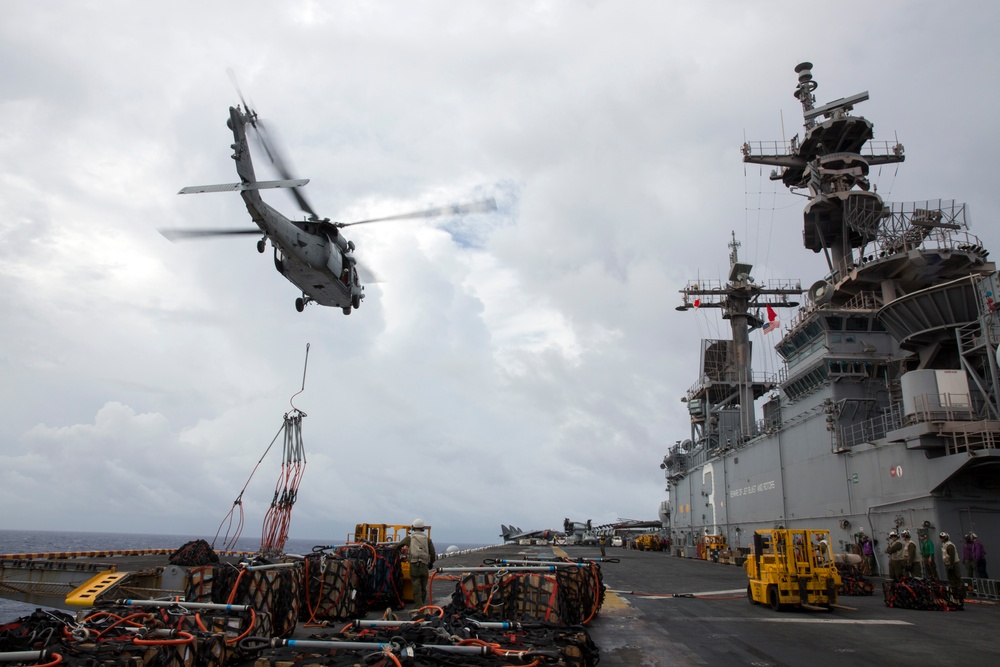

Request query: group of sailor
[{"left": 885, "top": 529, "right": 969, "bottom": 601}]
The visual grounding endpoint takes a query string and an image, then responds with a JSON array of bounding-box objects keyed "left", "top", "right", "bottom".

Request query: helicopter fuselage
[
  {"left": 172, "top": 102, "right": 494, "bottom": 312},
  {"left": 228, "top": 106, "right": 363, "bottom": 313}
]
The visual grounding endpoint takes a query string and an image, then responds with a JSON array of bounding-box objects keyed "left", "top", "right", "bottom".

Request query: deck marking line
[
  {"left": 670, "top": 617, "right": 912, "bottom": 625},
  {"left": 629, "top": 588, "right": 746, "bottom": 598}
]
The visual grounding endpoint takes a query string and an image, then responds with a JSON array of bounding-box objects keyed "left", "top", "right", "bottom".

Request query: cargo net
[
  {"left": 334, "top": 543, "right": 405, "bottom": 611},
  {"left": 185, "top": 546, "right": 401, "bottom": 629},
  {"left": 186, "top": 563, "right": 301, "bottom": 638},
  {"left": 299, "top": 552, "right": 370, "bottom": 623},
  {"left": 836, "top": 562, "right": 875, "bottom": 596},
  {"left": 442, "top": 559, "right": 605, "bottom": 626},
  {"left": 242, "top": 609, "right": 599, "bottom": 667},
  {"left": 0, "top": 602, "right": 256, "bottom": 667},
  {"left": 882, "top": 576, "right": 964, "bottom": 611}
]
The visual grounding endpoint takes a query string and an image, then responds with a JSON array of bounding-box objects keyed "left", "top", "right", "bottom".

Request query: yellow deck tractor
[
  {"left": 353, "top": 522, "right": 431, "bottom": 603},
  {"left": 700, "top": 534, "right": 727, "bottom": 562},
  {"left": 745, "top": 528, "right": 840, "bottom": 611},
  {"left": 635, "top": 533, "right": 663, "bottom": 551}
]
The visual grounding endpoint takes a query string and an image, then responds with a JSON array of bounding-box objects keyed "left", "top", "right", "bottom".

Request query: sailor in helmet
[
  {"left": 963, "top": 532, "right": 989, "bottom": 579},
  {"left": 939, "top": 532, "right": 963, "bottom": 601},
  {"left": 900, "top": 530, "right": 918, "bottom": 577},
  {"left": 392, "top": 519, "right": 437, "bottom": 615},
  {"left": 886, "top": 531, "right": 905, "bottom": 580}
]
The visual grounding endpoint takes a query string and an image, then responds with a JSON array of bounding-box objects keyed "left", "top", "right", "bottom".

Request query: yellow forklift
[
  {"left": 745, "top": 528, "right": 841, "bottom": 611},
  {"left": 353, "top": 522, "right": 430, "bottom": 603}
]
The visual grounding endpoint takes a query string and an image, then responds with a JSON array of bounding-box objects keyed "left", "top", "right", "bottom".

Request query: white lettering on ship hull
[{"left": 729, "top": 480, "right": 776, "bottom": 498}]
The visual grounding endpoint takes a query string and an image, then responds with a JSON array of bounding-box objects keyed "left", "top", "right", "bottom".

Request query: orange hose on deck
[
  {"left": 33, "top": 653, "right": 63, "bottom": 667},
  {"left": 133, "top": 630, "right": 194, "bottom": 646}
]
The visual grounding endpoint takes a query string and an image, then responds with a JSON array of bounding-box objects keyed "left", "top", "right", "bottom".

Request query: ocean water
[{"left": 0, "top": 529, "right": 487, "bottom": 623}]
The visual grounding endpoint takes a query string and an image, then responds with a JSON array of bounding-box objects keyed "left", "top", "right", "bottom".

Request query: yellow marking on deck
[
  {"left": 0, "top": 549, "right": 173, "bottom": 560},
  {"left": 549, "top": 546, "right": 631, "bottom": 611},
  {"left": 65, "top": 571, "right": 130, "bottom": 606},
  {"left": 601, "top": 590, "right": 631, "bottom": 611}
]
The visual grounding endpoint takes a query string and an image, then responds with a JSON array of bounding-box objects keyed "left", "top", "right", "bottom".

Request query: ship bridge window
[
  {"left": 825, "top": 316, "right": 843, "bottom": 331},
  {"left": 827, "top": 359, "right": 871, "bottom": 377},
  {"left": 846, "top": 316, "right": 868, "bottom": 331},
  {"left": 830, "top": 333, "right": 842, "bottom": 344},
  {"left": 781, "top": 322, "right": 825, "bottom": 357},
  {"left": 784, "top": 364, "right": 830, "bottom": 401}
]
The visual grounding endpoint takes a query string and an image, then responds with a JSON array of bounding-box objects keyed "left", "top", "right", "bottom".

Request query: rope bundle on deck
[
  {"left": 836, "top": 562, "right": 875, "bottom": 596},
  {"left": 882, "top": 576, "right": 963, "bottom": 611}
]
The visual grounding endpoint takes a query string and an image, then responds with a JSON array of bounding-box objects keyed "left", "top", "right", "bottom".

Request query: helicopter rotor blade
[
  {"left": 337, "top": 197, "right": 498, "bottom": 227},
  {"left": 226, "top": 67, "right": 252, "bottom": 114},
  {"left": 159, "top": 228, "right": 262, "bottom": 241},
  {"left": 252, "top": 118, "right": 319, "bottom": 220},
  {"left": 227, "top": 68, "right": 318, "bottom": 220}
]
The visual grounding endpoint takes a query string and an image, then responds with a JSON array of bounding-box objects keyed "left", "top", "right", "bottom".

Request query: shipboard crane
[{"left": 675, "top": 232, "right": 801, "bottom": 447}]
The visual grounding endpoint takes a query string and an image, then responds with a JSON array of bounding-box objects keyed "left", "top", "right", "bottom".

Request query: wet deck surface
[
  {"left": 532, "top": 547, "right": 1000, "bottom": 667},
  {"left": 505, "top": 544, "right": 998, "bottom": 666},
  {"left": 6, "top": 543, "right": 997, "bottom": 665}
]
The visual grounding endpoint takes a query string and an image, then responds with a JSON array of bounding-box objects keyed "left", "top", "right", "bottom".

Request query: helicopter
[{"left": 162, "top": 87, "right": 496, "bottom": 314}]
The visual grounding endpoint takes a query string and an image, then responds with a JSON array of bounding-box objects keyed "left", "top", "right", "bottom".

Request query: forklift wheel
[
  {"left": 767, "top": 585, "right": 782, "bottom": 611},
  {"left": 747, "top": 584, "right": 757, "bottom": 604}
]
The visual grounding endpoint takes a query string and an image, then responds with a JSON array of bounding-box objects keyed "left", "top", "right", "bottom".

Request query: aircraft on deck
[{"left": 499, "top": 525, "right": 564, "bottom": 543}]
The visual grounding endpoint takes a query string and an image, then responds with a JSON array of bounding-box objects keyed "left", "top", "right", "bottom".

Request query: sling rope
[
  {"left": 260, "top": 408, "right": 307, "bottom": 556},
  {"left": 212, "top": 344, "right": 311, "bottom": 556}
]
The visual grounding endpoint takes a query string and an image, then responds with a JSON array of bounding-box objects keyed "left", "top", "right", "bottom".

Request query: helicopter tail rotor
[{"left": 227, "top": 68, "right": 318, "bottom": 220}]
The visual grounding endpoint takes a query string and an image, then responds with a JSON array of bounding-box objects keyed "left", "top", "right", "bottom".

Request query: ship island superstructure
[{"left": 663, "top": 63, "right": 1000, "bottom": 570}]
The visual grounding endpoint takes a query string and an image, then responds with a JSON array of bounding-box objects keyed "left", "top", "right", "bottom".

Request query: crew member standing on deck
[
  {"left": 393, "top": 519, "right": 436, "bottom": 615},
  {"left": 940, "top": 532, "right": 963, "bottom": 602},
  {"left": 862, "top": 535, "right": 876, "bottom": 575},
  {"left": 963, "top": 533, "right": 975, "bottom": 578},
  {"left": 968, "top": 533, "right": 988, "bottom": 579},
  {"left": 886, "top": 531, "right": 904, "bottom": 579},
  {"left": 919, "top": 532, "right": 937, "bottom": 580},
  {"left": 901, "top": 530, "right": 919, "bottom": 577}
]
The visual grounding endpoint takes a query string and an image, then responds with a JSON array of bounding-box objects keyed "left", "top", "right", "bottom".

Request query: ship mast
[{"left": 676, "top": 233, "right": 801, "bottom": 447}]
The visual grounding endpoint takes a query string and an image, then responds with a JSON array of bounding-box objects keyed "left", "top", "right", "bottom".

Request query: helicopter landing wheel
[
  {"left": 257, "top": 238, "right": 266, "bottom": 253},
  {"left": 342, "top": 307, "right": 352, "bottom": 315},
  {"left": 352, "top": 294, "right": 361, "bottom": 309},
  {"left": 295, "top": 297, "right": 305, "bottom": 313}
]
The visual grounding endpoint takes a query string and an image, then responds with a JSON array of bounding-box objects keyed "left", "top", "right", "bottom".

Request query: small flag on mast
[{"left": 763, "top": 304, "right": 780, "bottom": 334}]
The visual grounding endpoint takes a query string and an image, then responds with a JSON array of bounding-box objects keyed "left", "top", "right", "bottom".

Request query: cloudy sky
[{"left": 2, "top": 1, "right": 999, "bottom": 547}]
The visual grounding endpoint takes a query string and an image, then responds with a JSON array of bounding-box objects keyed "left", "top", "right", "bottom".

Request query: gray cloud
[{"left": 1, "top": 1, "right": 998, "bottom": 545}]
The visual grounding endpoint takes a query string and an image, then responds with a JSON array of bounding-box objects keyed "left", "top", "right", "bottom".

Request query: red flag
[
  {"left": 763, "top": 305, "right": 780, "bottom": 334},
  {"left": 693, "top": 298, "right": 701, "bottom": 309}
]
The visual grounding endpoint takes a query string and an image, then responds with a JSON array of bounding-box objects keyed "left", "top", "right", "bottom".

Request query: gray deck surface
[{"left": 435, "top": 544, "right": 996, "bottom": 666}]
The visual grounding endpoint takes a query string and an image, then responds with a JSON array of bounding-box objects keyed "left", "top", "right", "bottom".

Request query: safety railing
[{"left": 964, "top": 577, "right": 999, "bottom": 600}]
